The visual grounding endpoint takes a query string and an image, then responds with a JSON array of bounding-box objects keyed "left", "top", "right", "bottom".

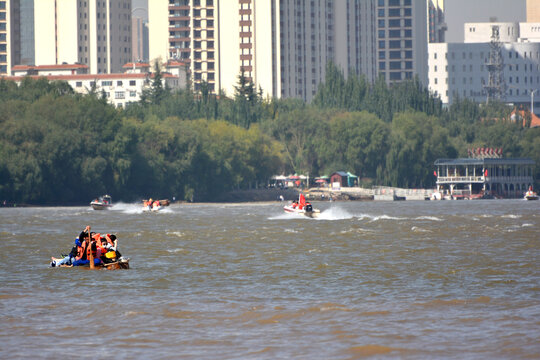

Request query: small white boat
[
  {"left": 283, "top": 194, "right": 320, "bottom": 218},
  {"left": 142, "top": 199, "right": 164, "bottom": 212},
  {"left": 90, "top": 195, "right": 113, "bottom": 210},
  {"left": 524, "top": 187, "right": 539, "bottom": 200}
]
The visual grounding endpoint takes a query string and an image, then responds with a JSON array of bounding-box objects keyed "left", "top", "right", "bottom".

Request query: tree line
[{"left": 0, "top": 62, "right": 538, "bottom": 204}]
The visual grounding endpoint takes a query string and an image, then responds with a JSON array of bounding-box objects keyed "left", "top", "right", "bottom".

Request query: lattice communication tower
[{"left": 484, "top": 26, "right": 506, "bottom": 103}]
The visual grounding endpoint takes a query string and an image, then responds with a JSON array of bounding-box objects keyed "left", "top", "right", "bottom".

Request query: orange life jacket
[{"left": 86, "top": 233, "right": 101, "bottom": 260}]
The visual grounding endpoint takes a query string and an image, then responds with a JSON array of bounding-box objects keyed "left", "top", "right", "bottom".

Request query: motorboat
[
  {"left": 283, "top": 194, "right": 321, "bottom": 218},
  {"left": 142, "top": 199, "right": 168, "bottom": 212},
  {"left": 524, "top": 187, "right": 539, "bottom": 200},
  {"left": 90, "top": 195, "right": 113, "bottom": 210}
]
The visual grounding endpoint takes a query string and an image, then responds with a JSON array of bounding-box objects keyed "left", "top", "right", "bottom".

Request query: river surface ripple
[{"left": 0, "top": 200, "right": 539, "bottom": 359}]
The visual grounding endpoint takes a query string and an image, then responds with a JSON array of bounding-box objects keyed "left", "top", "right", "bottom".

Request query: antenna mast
[{"left": 484, "top": 25, "right": 506, "bottom": 104}]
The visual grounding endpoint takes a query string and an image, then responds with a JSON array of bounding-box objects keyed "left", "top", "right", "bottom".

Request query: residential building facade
[
  {"left": 149, "top": 0, "right": 429, "bottom": 102},
  {"left": 0, "top": 0, "right": 34, "bottom": 75},
  {"left": 376, "top": 0, "right": 428, "bottom": 86},
  {"left": 428, "top": 22, "right": 540, "bottom": 108},
  {"left": 528, "top": 0, "right": 540, "bottom": 23},
  {"left": 428, "top": 0, "right": 445, "bottom": 43},
  {"left": 6, "top": 61, "right": 187, "bottom": 108},
  {"left": 33, "top": 0, "right": 132, "bottom": 74}
]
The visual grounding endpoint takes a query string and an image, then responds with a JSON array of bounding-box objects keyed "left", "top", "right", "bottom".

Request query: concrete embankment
[{"left": 214, "top": 186, "right": 433, "bottom": 203}]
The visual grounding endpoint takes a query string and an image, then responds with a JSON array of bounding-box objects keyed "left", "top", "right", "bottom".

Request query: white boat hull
[
  {"left": 524, "top": 192, "right": 539, "bottom": 200},
  {"left": 90, "top": 202, "right": 112, "bottom": 210},
  {"left": 143, "top": 206, "right": 163, "bottom": 212},
  {"left": 283, "top": 205, "right": 321, "bottom": 218}
]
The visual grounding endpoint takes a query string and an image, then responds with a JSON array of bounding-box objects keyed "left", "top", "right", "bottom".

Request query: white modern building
[
  {"left": 429, "top": 22, "right": 540, "bottom": 109},
  {"left": 33, "top": 0, "right": 132, "bottom": 74}
]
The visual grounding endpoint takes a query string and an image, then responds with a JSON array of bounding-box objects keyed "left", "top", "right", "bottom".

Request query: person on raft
[{"left": 50, "top": 226, "right": 122, "bottom": 267}]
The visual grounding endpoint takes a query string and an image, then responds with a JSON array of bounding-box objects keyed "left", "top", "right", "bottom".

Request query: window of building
[
  {"left": 102, "top": 80, "right": 112, "bottom": 86},
  {"left": 379, "top": 40, "right": 386, "bottom": 49},
  {"left": 388, "top": 8, "right": 400, "bottom": 17},
  {"left": 389, "top": 51, "right": 400, "bottom": 59},
  {"left": 389, "top": 19, "right": 400, "bottom": 28},
  {"left": 115, "top": 91, "right": 125, "bottom": 99},
  {"left": 75, "top": 81, "right": 82, "bottom": 88},
  {"left": 130, "top": 91, "right": 137, "bottom": 97},
  {"left": 389, "top": 72, "right": 401, "bottom": 80},
  {"left": 129, "top": 80, "right": 136, "bottom": 86},
  {"left": 379, "top": 51, "right": 386, "bottom": 59},
  {"left": 379, "top": 62, "right": 386, "bottom": 70},
  {"left": 389, "top": 30, "right": 400, "bottom": 38}
]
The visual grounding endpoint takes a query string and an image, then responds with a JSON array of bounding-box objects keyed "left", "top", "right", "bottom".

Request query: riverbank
[{"left": 212, "top": 186, "right": 417, "bottom": 203}]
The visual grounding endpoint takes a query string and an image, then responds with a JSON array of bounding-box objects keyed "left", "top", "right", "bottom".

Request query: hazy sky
[{"left": 445, "top": 0, "right": 526, "bottom": 42}]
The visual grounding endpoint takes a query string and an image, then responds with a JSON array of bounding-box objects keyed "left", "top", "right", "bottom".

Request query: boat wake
[
  {"left": 109, "top": 203, "right": 173, "bottom": 214},
  {"left": 269, "top": 206, "right": 354, "bottom": 220}
]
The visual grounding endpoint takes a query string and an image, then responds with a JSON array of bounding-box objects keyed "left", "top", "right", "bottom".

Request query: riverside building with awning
[{"left": 434, "top": 148, "right": 535, "bottom": 199}]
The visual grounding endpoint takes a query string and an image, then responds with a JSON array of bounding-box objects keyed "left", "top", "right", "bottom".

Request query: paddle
[{"left": 88, "top": 226, "right": 94, "bottom": 269}]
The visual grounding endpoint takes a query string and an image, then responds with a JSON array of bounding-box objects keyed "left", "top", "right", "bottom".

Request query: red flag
[
  {"left": 484, "top": 169, "right": 488, "bottom": 177},
  {"left": 434, "top": 171, "right": 437, "bottom": 176},
  {"left": 299, "top": 193, "right": 306, "bottom": 208}
]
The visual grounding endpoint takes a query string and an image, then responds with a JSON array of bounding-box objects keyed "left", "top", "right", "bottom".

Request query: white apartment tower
[{"left": 34, "top": 0, "right": 132, "bottom": 74}]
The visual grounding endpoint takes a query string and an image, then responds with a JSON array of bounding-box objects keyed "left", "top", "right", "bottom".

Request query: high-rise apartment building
[
  {"left": 376, "top": 0, "right": 428, "bottom": 86},
  {"left": 527, "top": 0, "right": 540, "bottom": 22},
  {"left": 149, "top": 0, "right": 216, "bottom": 92},
  {"left": 1, "top": 0, "right": 34, "bottom": 75},
  {"left": 428, "top": 0, "right": 445, "bottom": 43},
  {"left": 132, "top": 16, "right": 148, "bottom": 62},
  {"left": 149, "top": 0, "right": 428, "bottom": 101},
  {"left": 34, "top": 0, "right": 132, "bottom": 74},
  {"left": 0, "top": 0, "right": 9, "bottom": 75}
]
